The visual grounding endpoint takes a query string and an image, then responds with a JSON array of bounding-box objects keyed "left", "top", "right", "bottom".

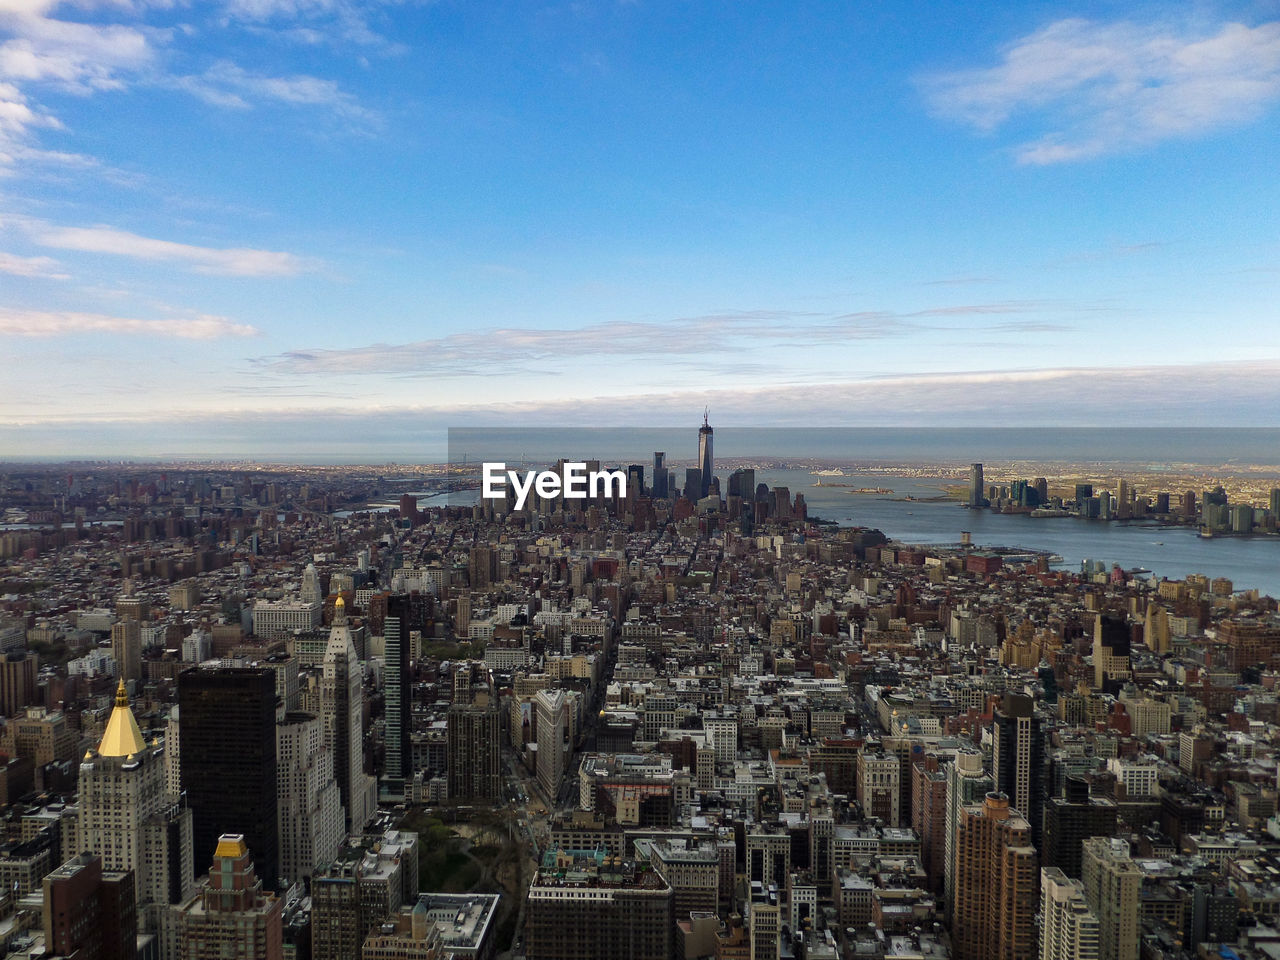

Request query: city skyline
[{"left": 3, "top": 1, "right": 1280, "bottom": 456}]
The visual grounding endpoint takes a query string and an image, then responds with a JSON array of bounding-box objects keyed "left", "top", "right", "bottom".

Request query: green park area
[{"left": 399, "top": 806, "right": 530, "bottom": 950}]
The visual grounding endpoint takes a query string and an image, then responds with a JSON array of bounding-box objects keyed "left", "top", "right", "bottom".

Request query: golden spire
[{"left": 98, "top": 678, "right": 147, "bottom": 758}]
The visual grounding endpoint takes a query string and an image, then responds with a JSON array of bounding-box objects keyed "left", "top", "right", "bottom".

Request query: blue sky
[{"left": 2, "top": 0, "right": 1280, "bottom": 456}]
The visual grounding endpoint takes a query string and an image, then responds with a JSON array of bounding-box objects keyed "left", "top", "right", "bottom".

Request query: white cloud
[
  {"left": 923, "top": 18, "right": 1280, "bottom": 162},
  {"left": 219, "top": 0, "right": 398, "bottom": 50},
  {"left": 255, "top": 302, "right": 1074, "bottom": 377},
  {"left": 0, "top": 16, "right": 153, "bottom": 92},
  {"left": 0, "top": 248, "right": 65, "bottom": 276},
  {"left": 175, "top": 60, "right": 378, "bottom": 125},
  {"left": 0, "top": 0, "right": 377, "bottom": 171},
  {"left": 0, "top": 305, "right": 259, "bottom": 337},
  {"left": 32, "top": 222, "right": 310, "bottom": 275}
]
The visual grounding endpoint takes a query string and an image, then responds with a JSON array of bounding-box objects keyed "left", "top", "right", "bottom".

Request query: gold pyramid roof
[
  {"left": 215, "top": 834, "right": 248, "bottom": 859},
  {"left": 98, "top": 679, "right": 146, "bottom": 758}
]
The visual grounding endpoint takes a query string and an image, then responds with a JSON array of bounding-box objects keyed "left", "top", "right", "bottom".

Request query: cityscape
[
  {"left": 5, "top": 2, "right": 1280, "bottom": 960},
  {"left": 2, "top": 415, "right": 1280, "bottom": 960}
]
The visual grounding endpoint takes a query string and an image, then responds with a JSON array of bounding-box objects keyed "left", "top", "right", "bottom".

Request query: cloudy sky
[{"left": 2, "top": 0, "right": 1280, "bottom": 457}]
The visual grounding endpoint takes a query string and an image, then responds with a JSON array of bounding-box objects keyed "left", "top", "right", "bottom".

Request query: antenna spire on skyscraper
[{"left": 703, "top": 407, "right": 709, "bottom": 428}]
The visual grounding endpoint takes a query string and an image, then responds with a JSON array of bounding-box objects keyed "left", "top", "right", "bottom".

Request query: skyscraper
[
  {"left": 697, "top": 410, "right": 713, "bottom": 499},
  {"left": 682, "top": 468, "right": 702, "bottom": 503},
  {"left": 301, "top": 563, "right": 322, "bottom": 604},
  {"left": 653, "top": 452, "right": 668, "bottom": 498},
  {"left": 175, "top": 834, "right": 283, "bottom": 960},
  {"left": 534, "top": 688, "right": 571, "bottom": 799},
  {"left": 0, "top": 650, "right": 37, "bottom": 717},
  {"left": 1043, "top": 776, "right": 1118, "bottom": 879},
  {"left": 944, "top": 749, "right": 993, "bottom": 918},
  {"left": 322, "top": 596, "right": 376, "bottom": 833},
  {"left": 80, "top": 680, "right": 195, "bottom": 951},
  {"left": 179, "top": 667, "right": 280, "bottom": 891},
  {"left": 276, "top": 711, "right": 344, "bottom": 884},
  {"left": 111, "top": 619, "right": 142, "bottom": 683},
  {"left": 1116, "top": 479, "right": 1131, "bottom": 520},
  {"left": 446, "top": 663, "right": 501, "bottom": 800},
  {"left": 953, "top": 792, "right": 1037, "bottom": 960},
  {"left": 1093, "top": 615, "right": 1132, "bottom": 693},
  {"left": 381, "top": 595, "right": 412, "bottom": 800},
  {"left": 969, "top": 463, "right": 985, "bottom": 508},
  {"left": 992, "top": 692, "right": 1045, "bottom": 849},
  {"left": 1040, "top": 867, "right": 1100, "bottom": 960},
  {"left": 1081, "top": 838, "right": 1140, "bottom": 960}
]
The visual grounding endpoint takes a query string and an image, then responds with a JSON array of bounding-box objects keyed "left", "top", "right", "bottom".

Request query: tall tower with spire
[
  {"left": 321, "top": 596, "right": 375, "bottom": 832},
  {"left": 697, "top": 409, "right": 714, "bottom": 500},
  {"left": 80, "top": 680, "right": 195, "bottom": 958}
]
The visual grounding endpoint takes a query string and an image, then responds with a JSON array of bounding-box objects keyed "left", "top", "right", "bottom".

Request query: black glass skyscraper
[
  {"left": 697, "top": 411, "right": 713, "bottom": 499},
  {"left": 653, "top": 452, "right": 667, "bottom": 498},
  {"left": 992, "top": 692, "right": 1045, "bottom": 849},
  {"left": 382, "top": 595, "right": 412, "bottom": 799},
  {"left": 178, "top": 666, "right": 280, "bottom": 889}
]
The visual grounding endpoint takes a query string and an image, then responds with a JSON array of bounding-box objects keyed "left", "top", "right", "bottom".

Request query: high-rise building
[
  {"left": 301, "top": 563, "right": 322, "bottom": 604},
  {"left": 1093, "top": 615, "right": 1132, "bottom": 693},
  {"left": 446, "top": 663, "right": 501, "bottom": 801},
  {"left": 749, "top": 889, "right": 781, "bottom": 960},
  {"left": 534, "top": 688, "right": 571, "bottom": 799},
  {"left": 911, "top": 752, "right": 950, "bottom": 894},
  {"left": 468, "top": 545, "right": 493, "bottom": 589},
  {"left": 992, "top": 693, "right": 1045, "bottom": 849},
  {"left": 944, "top": 749, "right": 992, "bottom": 919},
  {"left": 728, "top": 468, "right": 756, "bottom": 502},
  {"left": 1081, "top": 838, "right": 1140, "bottom": 960},
  {"left": 1040, "top": 867, "right": 1100, "bottom": 960},
  {"left": 0, "top": 651, "right": 37, "bottom": 717},
  {"left": 1043, "top": 776, "right": 1117, "bottom": 879},
  {"left": 179, "top": 666, "right": 280, "bottom": 891},
  {"left": 381, "top": 596, "right": 412, "bottom": 800},
  {"left": 311, "top": 831, "right": 420, "bottom": 960},
  {"left": 969, "top": 463, "right": 985, "bottom": 508},
  {"left": 682, "top": 468, "right": 702, "bottom": 503},
  {"left": 80, "top": 680, "right": 195, "bottom": 952},
  {"left": 1, "top": 705, "right": 78, "bottom": 790},
  {"left": 175, "top": 834, "right": 283, "bottom": 960},
  {"left": 653, "top": 452, "right": 668, "bottom": 499},
  {"left": 857, "top": 749, "right": 901, "bottom": 826},
  {"left": 276, "top": 711, "right": 343, "bottom": 884},
  {"left": 697, "top": 410, "right": 714, "bottom": 500},
  {"left": 111, "top": 619, "right": 142, "bottom": 682},
  {"left": 525, "top": 850, "right": 673, "bottom": 960},
  {"left": 165, "top": 706, "right": 182, "bottom": 797},
  {"left": 626, "top": 464, "right": 646, "bottom": 497},
  {"left": 1116, "top": 479, "right": 1132, "bottom": 520},
  {"left": 42, "top": 853, "right": 137, "bottom": 960},
  {"left": 648, "top": 840, "right": 719, "bottom": 921},
  {"left": 952, "top": 792, "right": 1037, "bottom": 960},
  {"left": 1144, "top": 603, "right": 1171, "bottom": 654},
  {"left": 321, "top": 596, "right": 376, "bottom": 833}
]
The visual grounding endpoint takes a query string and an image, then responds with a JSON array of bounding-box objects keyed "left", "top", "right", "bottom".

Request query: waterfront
[
  {"left": 348, "top": 468, "right": 1280, "bottom": 598},
  {"left": 775, "top": 470, "right": 1280, "bottom": 598}
]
